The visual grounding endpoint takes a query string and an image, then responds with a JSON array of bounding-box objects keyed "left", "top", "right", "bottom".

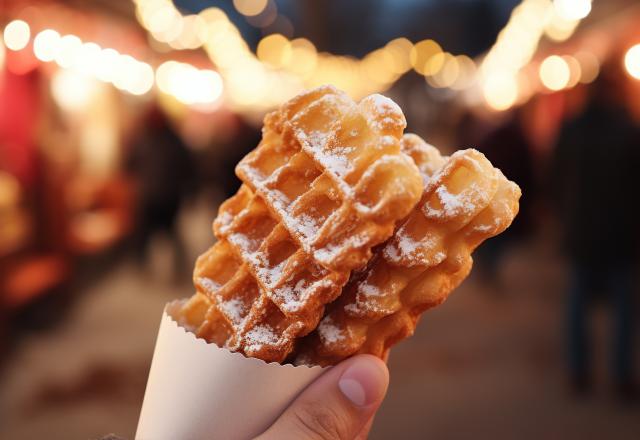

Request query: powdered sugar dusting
[
  {"left": 272, "top": 280, "right": 304, "bottom": 313},
  {"left": 318, "top": 316, "right": 345, "bottom": 345},
  {"left": 359, "top": 282, "right": 381, "bottom": 297},
  {"left": 424, "top": 185, "right": 480, "bottom": 219},
  {"left": 384, "top": 230, "right": 419, "bottom": 263},
  {"left": 244, "top": 324, "right": 279, "bottom": 352},
  {"left": 219, "top": 298, "right": 245, "bottom": 324},
  {"left": 196, "top": 277, "right": 221, "bottom": 295},
  {"left": 216, "top": 211, "right": 233, "bottom": 233},
  {"left": 362, "top": 94, "right": 404, "bottom": 132},
  {"left": 314, "top": 234, "right": 369, "bottom": 264},
  {"left": 294, "top": 213, "right": 319, "bottom": 241}
]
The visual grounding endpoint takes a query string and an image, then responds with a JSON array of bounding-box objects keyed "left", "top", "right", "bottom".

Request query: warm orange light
[
  {"left": 410, "top": 39, "right": 441, "bottom": 75},
  {"left": 257, "top": 33, "right": 290, "bottom": 67},
  {"left": 233, "top": 0, "right": 268, "bottom": 17}
]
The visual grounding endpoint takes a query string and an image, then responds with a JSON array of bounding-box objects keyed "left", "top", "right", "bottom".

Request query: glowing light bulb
[{"left": 4, "top": 20, "right": 30, "bottom": 51}]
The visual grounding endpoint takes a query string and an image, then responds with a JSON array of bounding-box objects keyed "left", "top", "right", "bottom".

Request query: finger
[
  {"left": 354, "top": 415, "right": 376, "bottom": 440},
  {"left": 257, "top": 354, "right": 389, "bottom": 440}
]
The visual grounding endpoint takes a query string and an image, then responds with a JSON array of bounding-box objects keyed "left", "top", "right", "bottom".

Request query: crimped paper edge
[{"left": 164, "top": 299, "right": 328, "bottom": 371}]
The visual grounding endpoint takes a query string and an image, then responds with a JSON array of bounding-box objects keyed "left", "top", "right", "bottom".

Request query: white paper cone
[{"left": 136, "top": 301, "right": 325, "bottom": 440}]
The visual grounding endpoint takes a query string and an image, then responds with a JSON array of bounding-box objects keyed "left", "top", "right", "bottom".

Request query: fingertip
[{"left": 338, "top": 354, "right": 389, "bottom": 408}]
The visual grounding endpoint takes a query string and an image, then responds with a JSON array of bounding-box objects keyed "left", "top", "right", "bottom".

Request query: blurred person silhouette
[
  {"left": 463, "top": 109, "right": 536, "bottom": 290},
  {"left": 551, "top": 57, "right": 639, "bottom": 399},
  {"left": 127, "top": 105, "right": 195, "bottom": 280}
]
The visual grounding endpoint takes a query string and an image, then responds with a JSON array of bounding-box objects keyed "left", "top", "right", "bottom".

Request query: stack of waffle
[{"left": 177, "top": 85, "right": 521, "bottom": 366}]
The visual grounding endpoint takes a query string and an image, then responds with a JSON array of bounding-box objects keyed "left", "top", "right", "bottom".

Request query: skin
[{"left": 256, "top": 355, "right": 389, "bottom": 440}]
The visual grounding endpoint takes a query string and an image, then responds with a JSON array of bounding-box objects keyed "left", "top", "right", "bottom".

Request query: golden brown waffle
[
  {"left": 177, "top": 86, "right": 423, "bottom": 363},
  {"left": 399, "top": 133, "right": 447, "bottom": 184},
  {"left": 293, "top": 147, "right": 521, "bottom": 366}
]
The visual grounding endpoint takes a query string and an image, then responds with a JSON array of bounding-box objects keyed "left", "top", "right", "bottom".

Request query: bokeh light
[
  {"left": 55, "top": 34, "right": 83, "bottom": 68},
  {"left": 545, "top": 14, "right": 579, "bottom": 42},
  {"left": 562, "top": 55, "right": 582, "bottom": 88},
  {"left": 553, "top": 0, "right": 592, "bottom": 21},
  {"left": 33, "top": 29, "right": 61, "bottom": 62},
  {"left": 483, "top": 72, "right": 518, "bottom": 111},
  {"left": 3, "top": 20, "right": 31, "bottom": 51},
  {"left": 155, "top": 60, "right": 223, "bottom": 107},
  {"left": 623, "top": 44, "right": 640, "bottom": 80},
  {"left": 385, "top": 38, "right": 413, "bottom": 74},
  {"left": 51, "top": 68, "right": 98, "bottom": 112},
  {"left": 257, "top": 33, "right": 290, "bottom": 67},
  {"left": 539, "top": 55, "right": 570, "bottom": 91},
  {"left": 410, "top": 39, "right": 441, "bottom": 75},
  {"left": 233, "top": 0, "right": 268, "bottom": 17},
  {"left": 574, "top": 51, "right": 600, "bottom": 83}
]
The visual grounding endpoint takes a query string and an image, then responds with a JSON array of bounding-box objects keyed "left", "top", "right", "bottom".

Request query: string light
[
  {"left": 475, "top": 0, "right": 592, "bottom": 110},
  {"left": 131, "top": 0, "right": 474, "bottom": 107},
  {"left": 624, "top": 44, "right": 640, "bottom": 80},
  {"left": 10, "top": 24, "right": 160, "bottom": 99},
  {"left": 3, "top": 0, "right": 598, "bottom": 114},
  {"left": 4, "top": 20, "right": 30, "bottom": 51},
  {"left": 130, "top": 0, "right": 594, "bottom": 111}
]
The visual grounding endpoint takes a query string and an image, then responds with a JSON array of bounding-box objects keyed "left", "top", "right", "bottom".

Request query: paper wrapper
[{"left": 136, "top": 301, "right": 325, "bottom": 440}]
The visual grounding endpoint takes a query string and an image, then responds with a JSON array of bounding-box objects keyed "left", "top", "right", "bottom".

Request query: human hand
[{"left": 256, "top": 354, "right": 389, "bottom": 440}]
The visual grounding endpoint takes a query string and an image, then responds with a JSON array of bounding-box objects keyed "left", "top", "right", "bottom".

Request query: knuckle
[{"left": 291, "top": 402, "right": 351, "bottom": 440}]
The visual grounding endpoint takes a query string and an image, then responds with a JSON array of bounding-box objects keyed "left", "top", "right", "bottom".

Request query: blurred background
[{"left": 0, "top": 0, "right": 639, "bottom": 438}]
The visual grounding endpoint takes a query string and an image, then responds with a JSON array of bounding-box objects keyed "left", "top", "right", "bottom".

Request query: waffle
[
  {"left": 399, "top": 133, "right": 447, "bottom": 184},
  {"left": 177, "top": 86, "right": 423, "bottom": 363},
  {"left": 293, "top": 146, "right": 521, "bottom": 366}
]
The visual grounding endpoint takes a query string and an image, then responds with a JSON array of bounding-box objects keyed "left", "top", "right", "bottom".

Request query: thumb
[{"left": 256, "top": 355, "right": 389, "bottom": 440}]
